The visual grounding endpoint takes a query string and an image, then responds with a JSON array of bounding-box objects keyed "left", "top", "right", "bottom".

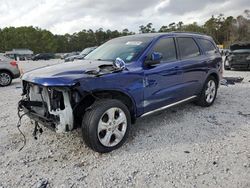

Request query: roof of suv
[{"left": 121, "top": 32, "right": 212, "bottom": 40}]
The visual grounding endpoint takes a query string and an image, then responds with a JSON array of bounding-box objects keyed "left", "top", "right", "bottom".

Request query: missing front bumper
[{"left": 19, "top": 84, "right": 74, "bottom": 132}]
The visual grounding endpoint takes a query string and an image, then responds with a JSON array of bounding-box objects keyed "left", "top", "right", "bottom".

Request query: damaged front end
[
  {"left": 17, "top": 58, "right": 126, "bottom": 133},
  {"left": 84, "top": 58, "right": 126, "bottom": 76},
  {"left": 228, "top": 42, "right": 250, "bottom": 69},
  {"left": 19, "top": 81, "right": 75, "bottom": 132}
]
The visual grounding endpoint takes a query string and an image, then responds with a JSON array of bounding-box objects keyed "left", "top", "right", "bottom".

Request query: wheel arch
[
  {"left": 208, "top": 72, "right": 219, "bottom": 86},
  {"left": 0, "top": 69, "right": 14, "bottom": 78},
  {"left": 73, "top": 89, "right": 137, "bottom": 126}
]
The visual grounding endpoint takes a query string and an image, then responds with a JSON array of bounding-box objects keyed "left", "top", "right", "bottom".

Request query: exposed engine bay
[
  {"left": 84, "top": 58, "right": 126, "bottom": 76},
  {"left": 85, "top": 64, "right": 124, "bottom": 76},
  {"left": 19, "top": 81, "right": 76, "bottom": 132}
]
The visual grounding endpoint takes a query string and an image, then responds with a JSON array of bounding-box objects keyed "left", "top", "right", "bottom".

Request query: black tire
[
  {"left": 0, "top": 71, "right": 12, "bottom": 87},
  {"left": 196, "top": 76, "right": 218, "bottom": 107},
  {"left": 81, "top": 99, "right": 131, "bottom": 153}
]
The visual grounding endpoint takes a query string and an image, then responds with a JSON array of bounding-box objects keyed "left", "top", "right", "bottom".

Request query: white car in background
[{"left": 0, "top": 55, "right": 20, "bottom": 86}]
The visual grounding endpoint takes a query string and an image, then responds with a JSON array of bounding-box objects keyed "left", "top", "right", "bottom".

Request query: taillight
[{"left": 10, "top": 61, "right": 18, "bottom": 67}]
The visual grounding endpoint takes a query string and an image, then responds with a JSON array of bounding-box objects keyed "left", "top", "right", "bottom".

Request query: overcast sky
[{"left": 0, "top": 0, "right": 248, "bottom": 34}]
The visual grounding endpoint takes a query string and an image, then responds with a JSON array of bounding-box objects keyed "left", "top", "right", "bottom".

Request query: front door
[{"left": 143, "top": 37, "right": 183, "bottom": 113}]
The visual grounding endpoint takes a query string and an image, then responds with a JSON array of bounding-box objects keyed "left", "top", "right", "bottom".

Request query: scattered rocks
[
  {"left": 0, "top": 61, "right": 250, "bottom": 187},
  {"left": 213, "top": 161, "right": 218, "bottom": 166}
]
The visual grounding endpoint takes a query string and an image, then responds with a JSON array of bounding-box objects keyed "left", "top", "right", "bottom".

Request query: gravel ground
[{"left": 0, "top": 60, "right": 250, "bottom": 188}]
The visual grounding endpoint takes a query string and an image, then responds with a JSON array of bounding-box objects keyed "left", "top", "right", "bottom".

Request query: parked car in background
[
  {"left": 19, "top": 32, "right": 222, "bottom": 153},
  {"left": 64, "top": 47, "right": 97, "bottom": 62},
  {"left": 0, "top": 55, "right": 20, "bottom": 86},
  {"left": 5, "top": 49, "right": 34, "bottom": 61},
  {"left": 224, "top": 42, "right": 250, "bottom": 70},
  {"left": 32, "top": 53, "right": 55, "bottom": 61},
  {"left": 220, "top": 48, "right": 231, "bottom": 56},
  {"left": 62, "top": 52, "right": 79, "bottom": 60}
]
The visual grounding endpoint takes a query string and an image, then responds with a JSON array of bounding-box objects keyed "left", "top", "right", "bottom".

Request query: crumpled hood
[{"left": 22, "top": 60, "right": 114, "bottom": 86}]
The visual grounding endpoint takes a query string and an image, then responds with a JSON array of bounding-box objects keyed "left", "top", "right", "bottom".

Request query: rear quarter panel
[{"left": 0, "top": 61, "right": 20, "bottom": 77}]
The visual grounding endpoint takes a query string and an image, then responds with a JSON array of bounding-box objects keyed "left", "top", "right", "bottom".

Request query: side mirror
[{"left": 145, "top": 52, "right": 162, "bottom": 66}]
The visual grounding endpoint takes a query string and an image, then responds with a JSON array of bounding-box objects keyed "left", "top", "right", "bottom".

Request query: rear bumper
[
  {"left": 13, "top": 71, "right": 21, "bottom": 79},
  {"left": 8, "top": 66, "right": 20, "bottom": 79}
]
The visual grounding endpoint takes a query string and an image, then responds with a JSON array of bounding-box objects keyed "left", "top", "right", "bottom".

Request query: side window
[
  {"left": 198, "top": 38, "right": 217, "bottom": 54},
  {"left": 177, "top": 37, "right": 200, "bottom": 59},
  {"left": 151, "top": 38, "right": 177, "bottom": 62}
]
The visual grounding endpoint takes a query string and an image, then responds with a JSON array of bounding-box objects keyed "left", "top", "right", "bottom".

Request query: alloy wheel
[
  {"left": 97, "top": 107, "right": 127, "bottom": 147},
  {"left": 205, "top": 80, "right": 216, "bottom": 103},
  {"left": 0, "top": 72, "right": 11, "bottom": 86}
]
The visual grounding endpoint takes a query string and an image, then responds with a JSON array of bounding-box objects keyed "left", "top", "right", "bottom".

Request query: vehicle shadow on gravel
[
  {"left": 8, "top": 87, "right": 246, "bottom": 159},
  {"left": 0, "top": 79, "right": 21, "bottom": 90},
  {"left": 32, "top": 94, "right": 239, "bottom": 157},
  {"left": 123, "top": 95, "right": 241, "bottom": 154}
]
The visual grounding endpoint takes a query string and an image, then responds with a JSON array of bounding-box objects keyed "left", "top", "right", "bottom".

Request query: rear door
[
  {"left": 197, "top": 38, "right": 222, "bottom": 78},
  {"left": 143, "top": 37, "right": 183, "bottom": 113},
  {"left": 176, "top": 37, "right": 207, "bottom": 98}
]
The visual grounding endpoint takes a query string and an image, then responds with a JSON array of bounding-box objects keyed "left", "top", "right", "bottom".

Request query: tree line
[{"left": 0, "top": 10, "right": 249, "bottom": 54}]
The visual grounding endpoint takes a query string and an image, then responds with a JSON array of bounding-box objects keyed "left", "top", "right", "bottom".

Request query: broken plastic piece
[
  {"left": 221, "top": 77, "right": 244, "bottom": 85},
  {"left": 33, "top": 121, "right": 43, "bottom": 140}
]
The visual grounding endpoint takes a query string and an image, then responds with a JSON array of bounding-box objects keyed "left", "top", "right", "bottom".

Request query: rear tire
[
  {"left": 0, "top": 71, "right": 12, "bottom": 87},
  {"left": 81, "top": 99, "right": 131, "bottom": 153},
  {"left": 196, "top": 76, "right": 218, "bottom": 107}
]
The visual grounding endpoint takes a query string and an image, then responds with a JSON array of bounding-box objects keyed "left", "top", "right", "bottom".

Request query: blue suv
[{"left": 19, "top": 32, "right": 222, "bottom": 153}]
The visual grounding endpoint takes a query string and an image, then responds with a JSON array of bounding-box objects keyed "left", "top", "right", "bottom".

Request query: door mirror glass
[
  {"left": 145, "top": 52, "right": 162, "bottom": 66},
  {"left": 151, "top": 52, "right": 162, "bottom": 61}
]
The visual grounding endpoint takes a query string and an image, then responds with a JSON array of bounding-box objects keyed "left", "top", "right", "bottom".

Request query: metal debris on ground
[
  {"left": 221, "top": 77, "right": 244, "bottom": 86},
  {"left": 238, "top": 111, "right": 250, "bottom": 117},
  {"left": 36, "top": 179, "right": 49, "bottom": 188}
]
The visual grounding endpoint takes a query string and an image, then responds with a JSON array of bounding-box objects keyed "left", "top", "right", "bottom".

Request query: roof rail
[{"left": 170, "top": 31, "right": 208, "bottom": 36}]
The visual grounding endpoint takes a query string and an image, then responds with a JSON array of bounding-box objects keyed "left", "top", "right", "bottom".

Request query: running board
[{"left": 140, "top": 96, "right": 197, "bottom": 117}]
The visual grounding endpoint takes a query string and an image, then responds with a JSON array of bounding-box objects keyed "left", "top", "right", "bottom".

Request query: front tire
[
  {"left": 196, "top": 76, "right": 218, "bottom": 107},
  {"left": 81, "top": 99, "right": 131, "bottom": 153},
  {"left": 0, "top": 71, "right": 12, "bottom": 87}
]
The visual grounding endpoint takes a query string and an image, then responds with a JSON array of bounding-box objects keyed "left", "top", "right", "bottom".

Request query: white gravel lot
[{"left": 0, "top": 60, "right": 250, "bottom": 188}]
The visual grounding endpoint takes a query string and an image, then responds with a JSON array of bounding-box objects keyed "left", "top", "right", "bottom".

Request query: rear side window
[
  {"left": 151, "top": 38, "right": 177, "bottom": 62},
  {"left": 177, "top": 37, "right": 200, "bottom": 59},
  {"left": 198, "top": 38, "right": 217, "bottom": 54}
]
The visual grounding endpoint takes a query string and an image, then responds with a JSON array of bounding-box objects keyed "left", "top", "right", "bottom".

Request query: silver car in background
[
  {"left": 64, "top": 47, "right": 97, "bottom": 62},
  {"left": 0, "top": 55, "right": 20, "bottom": 86}
]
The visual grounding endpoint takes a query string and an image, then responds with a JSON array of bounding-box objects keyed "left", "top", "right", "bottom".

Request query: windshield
[{"left": 85, "top": 36, "right": 152, "bottom": 63}]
